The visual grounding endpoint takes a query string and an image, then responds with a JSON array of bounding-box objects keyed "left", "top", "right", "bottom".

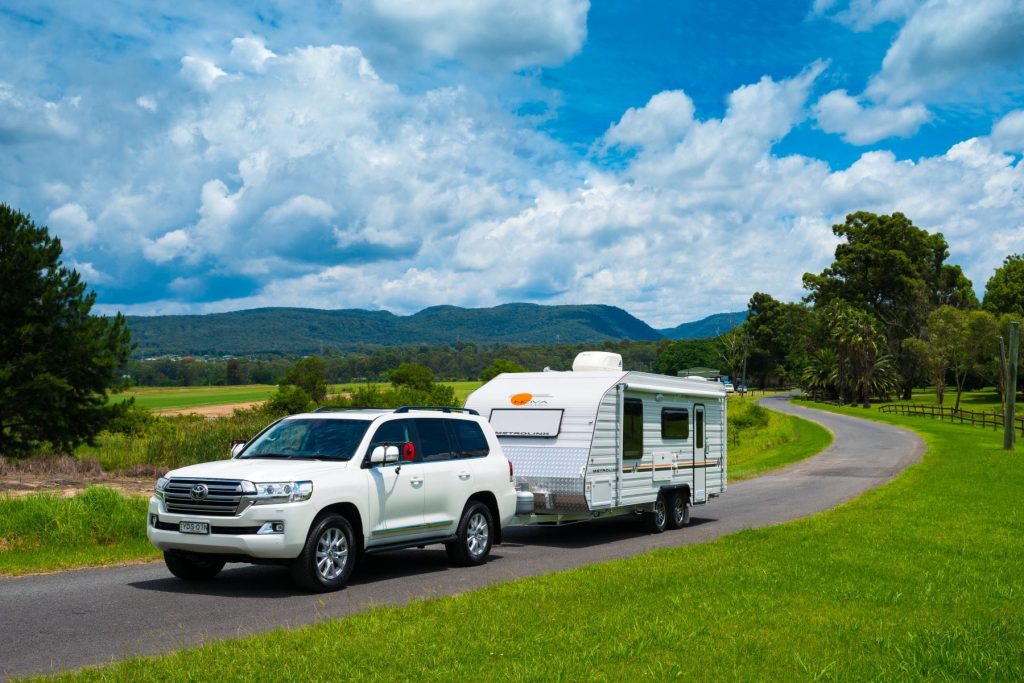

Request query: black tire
[
  {"left": 290, "top": 513, "right": 356, "bottom": 592},
  {"left": 666, "top": 490, "right": 690, "bottom": 530},
  {"left": 642, "top": 494, "right": 667, "bottom": 534},
  {"left": 446, "top": 502, "right": 494, "bottom": 566},
  {"left": 163, "top": 550, "right": 225, "bottom": 580}
]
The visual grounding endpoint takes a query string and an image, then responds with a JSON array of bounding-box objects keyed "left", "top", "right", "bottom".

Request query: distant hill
[
  {"left": 126, "top": 303, "right": 665, "bottom": 357},
  {"left": 658, "top": 311, "right": 746, "bottom": 340}
]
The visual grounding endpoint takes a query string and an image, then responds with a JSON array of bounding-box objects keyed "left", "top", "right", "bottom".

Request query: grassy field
[
  {"left": 36, "top": 404, "right": 1024, "bottom": 681},
  {"left": 0, "top": 488, "right": 157, "bottom": 576},
  {"left": 728, "top": 397, "right": 833, "bottom": 481},
  {"left": 119, "top": 382, "right": 485, "bottom": 411},
  {"left": 901, "top": 386, "right": 1011, "bottom": 414}
]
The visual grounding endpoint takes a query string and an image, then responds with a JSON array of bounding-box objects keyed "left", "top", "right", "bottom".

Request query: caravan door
[{"left": 692, "top": 404, "right": 707, "bottom": 503}]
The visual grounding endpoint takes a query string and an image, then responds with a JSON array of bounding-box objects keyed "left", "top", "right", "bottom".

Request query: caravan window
[
  {"left": 661, "top": 408, "right": 689, "bottom": 440},
  {"left": 623, "top": 398, "right": 643, "bottom": 460}
]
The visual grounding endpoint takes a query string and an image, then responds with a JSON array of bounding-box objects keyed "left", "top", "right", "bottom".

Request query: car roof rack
[
  {"left": 311, "top": 406, "right": 387, "bottom": 413},
  {"left": 393, "top": 406, "right": 480, "bottom": 415}
]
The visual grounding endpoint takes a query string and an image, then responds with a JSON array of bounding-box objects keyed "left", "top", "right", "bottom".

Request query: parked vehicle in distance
[{"left": 147, "top": 407, "right": 517, "bottom": 592}]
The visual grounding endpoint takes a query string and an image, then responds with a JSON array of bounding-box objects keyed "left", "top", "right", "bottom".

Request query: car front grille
[{"left": 164, "top": 478, "right": 246, "bottom": 517}]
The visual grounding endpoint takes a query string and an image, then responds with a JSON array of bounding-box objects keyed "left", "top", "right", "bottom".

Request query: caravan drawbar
[{"left": 464, "top": 352, "right": 727, "bottom": 531}]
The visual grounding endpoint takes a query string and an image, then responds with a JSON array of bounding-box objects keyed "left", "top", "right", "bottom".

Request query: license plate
[{"left": 179, "top": 521, "right": 209, "bottom": 535}]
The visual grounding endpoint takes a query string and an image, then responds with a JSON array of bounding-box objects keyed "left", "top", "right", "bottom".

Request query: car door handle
[
  {"left": 457, "top": 471, "right": 471, "bottom": 480},
  {"left": 409, "top": 477, "right": 424, "bottom": 487}
]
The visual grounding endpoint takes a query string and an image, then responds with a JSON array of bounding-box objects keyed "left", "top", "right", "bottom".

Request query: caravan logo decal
[{"left": 510, "top": 392, "right": 551, "bottom": 406}]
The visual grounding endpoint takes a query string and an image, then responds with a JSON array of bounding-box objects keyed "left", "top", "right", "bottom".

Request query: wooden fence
[{"left": 878, "top": 403, "right": 1024, "bottom": 435}]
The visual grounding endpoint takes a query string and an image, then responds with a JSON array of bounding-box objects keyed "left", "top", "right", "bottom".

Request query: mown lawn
[
  {"left": 119, "top": 382, "right": 485, "bottom": 411},
  {"left": 118, "top": 385, "right": 279, "bottom": 411},
  {"left": 35, "top": 405, "right": 1023, "bottom": 681}
]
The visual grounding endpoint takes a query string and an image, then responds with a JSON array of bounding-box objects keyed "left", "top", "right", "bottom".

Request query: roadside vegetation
[
  {"left": 0, "top": 487, "right": 155, "bottom": 575},
  {"left": 727, "top": 397, "right": 832, "bottom": 480},
  {"left": 39, "top": 406, "right": 1023, "bottom": 680}
]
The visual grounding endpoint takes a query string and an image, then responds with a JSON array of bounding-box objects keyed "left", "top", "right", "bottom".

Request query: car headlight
[
  {"left": 154, "top": 477, "right": 169, "bottom": 500},
  {"left": 242, "top": 480, "right": 313, "bottom": 504}
]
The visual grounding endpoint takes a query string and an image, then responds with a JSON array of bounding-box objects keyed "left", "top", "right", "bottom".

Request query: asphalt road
[{"left": 0, "top": 396, "right": 923, "bottom": 680}]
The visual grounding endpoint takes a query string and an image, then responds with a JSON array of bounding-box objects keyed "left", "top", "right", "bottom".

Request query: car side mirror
[
  {"left": 230, "top": 440, "right": 246, "bottom": 458},
  {"left": 370, "top": 445, "right": 400, "bottom": 465}
]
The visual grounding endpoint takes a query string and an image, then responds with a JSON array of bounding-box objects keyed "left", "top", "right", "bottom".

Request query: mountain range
[{"left": 125, "top": 304, "right": 746, "bottom": 357}]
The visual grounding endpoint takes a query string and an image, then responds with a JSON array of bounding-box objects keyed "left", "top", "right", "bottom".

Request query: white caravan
[{"left": 464, "top": 352, "right": 727, "bottom": 532}]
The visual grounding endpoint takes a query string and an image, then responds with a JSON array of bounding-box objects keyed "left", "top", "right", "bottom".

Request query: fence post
[{"left": 1005, "top": 322, "right": 1019, "bottom": 451}]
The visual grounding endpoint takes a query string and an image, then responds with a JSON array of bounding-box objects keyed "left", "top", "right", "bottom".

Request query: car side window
[
  {"left": 369, "top": 419, "right": 416, "bottom": 461},
  {"left": 414, "top": 418, "right": 456, "bottom": 462},
  {"left": 450, "top": 420, "right": 490, "bottom": 458}
]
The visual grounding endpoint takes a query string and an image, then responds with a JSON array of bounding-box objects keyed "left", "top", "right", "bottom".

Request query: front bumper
[{"left": 146, "top": 496, "right": 310, "bottom": 559}]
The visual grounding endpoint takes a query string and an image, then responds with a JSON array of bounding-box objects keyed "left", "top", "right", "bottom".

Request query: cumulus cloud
[
  {"left": 47, "top": 203, "right": 97, "bottom": 249},
  {"left": 813, "top": 89, "right": 930, "bottom": 144},
  {"left": 991, "top": 110, "right": 1024, "bottom": 152},
  {"left": 867, "top": 0, "right": 1024, "bottom": 104},
  {"left": 340, "top": 0, "right": 589, "bottom": 70},
  {"left": 180, "top": 55, "right": 229, "bottom": 91},
  {"left": 229, "top": 36, "right": 277, "bottom": 72},
  {"left": 142, "top": 229, "right": 193, "bottom": 264}
]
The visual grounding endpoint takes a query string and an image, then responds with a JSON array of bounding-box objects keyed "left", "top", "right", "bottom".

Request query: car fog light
[
  {"left": 257, "top": 521, "right": 285, "bottom": 535},
  {"left": 150, "top": 514, "right": 158, "bottom": 528}
]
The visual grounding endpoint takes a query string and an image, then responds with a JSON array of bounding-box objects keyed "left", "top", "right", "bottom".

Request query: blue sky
[{"left": 2, "top": 0, "right": 1023, "bottom": 327}]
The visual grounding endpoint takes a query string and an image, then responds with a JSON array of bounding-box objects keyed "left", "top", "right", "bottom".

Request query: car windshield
[{"left": 240, "top": 418, "right": 371, "bottom": 461}]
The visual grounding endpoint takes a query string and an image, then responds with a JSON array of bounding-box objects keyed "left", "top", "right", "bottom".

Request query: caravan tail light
[{"left": 508, "top": 458, "right": 514, "bottom": 482}]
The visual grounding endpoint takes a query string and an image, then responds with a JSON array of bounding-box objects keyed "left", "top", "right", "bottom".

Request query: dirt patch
[
  {"left": 0, "top": 456, "right": 155, "bottom": 498},
  {"left": 157, "top": 401, "right": 264, "bottom": 418}
]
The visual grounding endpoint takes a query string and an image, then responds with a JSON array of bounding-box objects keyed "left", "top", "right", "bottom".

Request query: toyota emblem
[{"left": 190, "top": 484, "right": 209, "bottom": 500}]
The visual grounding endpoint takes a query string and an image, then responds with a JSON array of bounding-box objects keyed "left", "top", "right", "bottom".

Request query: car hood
[{"left": 166, "top": 458, "right": 352, "bottom": 482}]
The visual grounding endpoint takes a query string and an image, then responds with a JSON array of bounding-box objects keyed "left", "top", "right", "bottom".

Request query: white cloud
[
  {"left": 136, "top": 95, "right": 157, "bottom": 112},
  {"left": 814, "top": 89, "right": 930, "bottom": 144},
  {"left": 991, "top": 110, "right": 1024, "bottom": 152},
  {"left": 229, "top": 36, "right": 277, "bottom": 72},
  {"left": 340, "top": 0, "right": 589, "bottom": 70},
  {"left": 602, "top": 90, "right": 696, "bottom": 150},
  {"left": 180, "top": 55, "right": 229, "bottom": 91},
  {"left": 47, "top": 203, "right": 97, "bottom": 250},
  {"left": 265, "top": 195, "right": 337, "bottom": 223},
  {"left": 867, "top": 0, "right": 1024, "bottom": 104},
  {"left": 142, "top": 229, "right": 192, "bottom": 263}
]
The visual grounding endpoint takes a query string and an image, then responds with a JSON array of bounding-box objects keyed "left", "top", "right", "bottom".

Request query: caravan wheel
[
  {"left": 643, "top": 495, "right": 667, "bottom": 534},
  {"left": 666, "top": 491, "right": 690, "bottom": 530}
]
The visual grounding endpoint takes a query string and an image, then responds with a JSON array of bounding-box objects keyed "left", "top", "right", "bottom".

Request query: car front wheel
[{"left": 290, "top": 513, "right": 356, "bottom": 592}]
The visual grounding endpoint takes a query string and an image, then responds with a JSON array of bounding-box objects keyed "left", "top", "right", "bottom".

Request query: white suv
[{"left": 147, "top": 407, "right": 517, "bottom": 592}]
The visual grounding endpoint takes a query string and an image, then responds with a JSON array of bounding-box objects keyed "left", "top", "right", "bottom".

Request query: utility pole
[{"left": 1004, "top": 321, "right": 1019, "bottom": 451}]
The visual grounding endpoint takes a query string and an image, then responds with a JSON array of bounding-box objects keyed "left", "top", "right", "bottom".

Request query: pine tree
[{"left": 0, "top": 204, "right": 133, "bottom": 455}]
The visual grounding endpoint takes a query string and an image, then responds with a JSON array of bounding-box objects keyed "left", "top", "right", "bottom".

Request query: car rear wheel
[
  {"left": 290, "top": 513, "right": 356, "bottom": 592},
  {"left": 446, "top": 502, "right": 494, "bottom": 566},
  {"left": 164, "top": 550, "right": 225, "bottom": 580}
]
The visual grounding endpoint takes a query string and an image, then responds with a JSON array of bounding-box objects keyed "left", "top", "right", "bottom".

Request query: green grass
[
  {"left": 0, "top": 488, "right": 157, "bottom": 576},
  {"left": 119, "top": 382, "right": 485, "bottom": 411},
  {"left": 119, "top": 385, "right": 279, "bottom": 411},
  {"left": 39, "top": 404, "right": 1024, "bottom": 681},
  {"left": 728, "top": 398, "right": 833, "bottom": 480}
]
